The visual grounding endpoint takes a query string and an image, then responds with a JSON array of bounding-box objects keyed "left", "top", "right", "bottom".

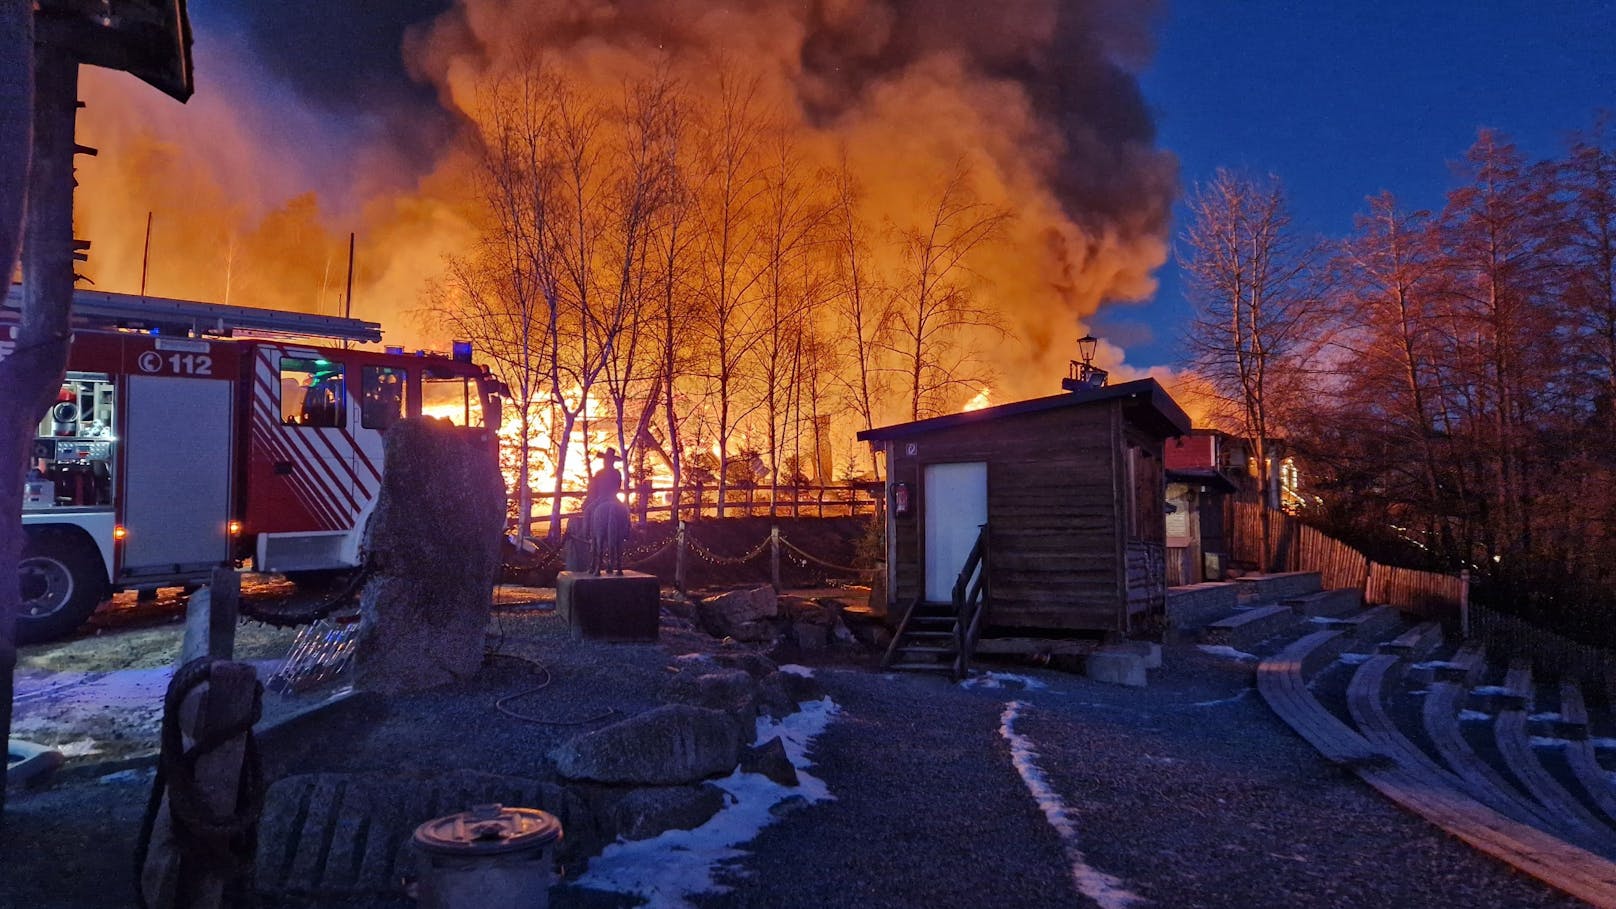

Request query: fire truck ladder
[{"left": 3, "top": 285, "right": 383, "bottom": 344}]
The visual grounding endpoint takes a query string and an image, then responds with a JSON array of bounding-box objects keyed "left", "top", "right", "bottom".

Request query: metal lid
[{"left": 412, "top": 803, "right": 563, "bottom": 856}]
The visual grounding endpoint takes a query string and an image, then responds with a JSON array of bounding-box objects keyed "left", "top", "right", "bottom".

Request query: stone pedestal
[{"left": 557, "top": 571, "right": 660, "bottom": 642}]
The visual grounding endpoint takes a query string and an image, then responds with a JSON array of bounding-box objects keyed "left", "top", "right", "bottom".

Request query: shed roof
[{"left": 857, "top": 378, "right": 1192, "bottom": 442}]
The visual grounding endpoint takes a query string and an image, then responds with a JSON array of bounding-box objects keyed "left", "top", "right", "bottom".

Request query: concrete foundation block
[
  {"left": 557, "top": 571, "right": 660, "bottom": 642},
  {"left": 1086, "top": 649, "right": 1147, "bottom": 688}
]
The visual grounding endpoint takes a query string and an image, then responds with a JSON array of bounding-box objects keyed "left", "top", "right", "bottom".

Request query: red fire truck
[{"left": 5, "top": 288, "right": 501, "bottom": 644}]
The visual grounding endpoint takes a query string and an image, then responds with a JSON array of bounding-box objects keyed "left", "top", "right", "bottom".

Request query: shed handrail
[{"left": 952, "top": 523, "right": 989, "bottom": 679}]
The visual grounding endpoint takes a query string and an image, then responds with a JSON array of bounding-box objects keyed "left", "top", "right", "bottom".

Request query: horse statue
[{"left": 584, "top": 498, "right": 631, "bottom": 575}]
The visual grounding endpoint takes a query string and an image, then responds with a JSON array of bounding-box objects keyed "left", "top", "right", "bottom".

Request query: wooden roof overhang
[
  {"left": 1165, "top": 467, "right": 1239, "bottom": 494},
  {"left": 857, "top": 378, "right": 1192, "bottom": 443}
]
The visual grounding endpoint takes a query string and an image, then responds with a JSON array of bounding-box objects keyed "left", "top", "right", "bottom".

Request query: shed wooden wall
[{"left": 888, "top": 402, "right": 1127, "bottom": 632}]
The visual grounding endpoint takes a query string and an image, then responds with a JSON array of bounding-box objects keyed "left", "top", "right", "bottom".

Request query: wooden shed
[{"left": 858, "top": 378, "right": 1191, "bottom": 669}]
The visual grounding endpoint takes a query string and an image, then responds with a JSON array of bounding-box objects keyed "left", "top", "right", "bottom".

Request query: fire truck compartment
[
  {"left": 256, "top": 530, "right": 353, "bottom": 573},
  {"left": 120, "top": 374, "right": 234, "bottom": 579}
]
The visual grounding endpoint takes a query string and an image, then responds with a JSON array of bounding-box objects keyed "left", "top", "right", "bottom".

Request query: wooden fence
[
  {"left": 512, "top": 483, "right": 879, "bottom": 539},
  {"left": 1232, "top": 501, "right": 1464, "bottom": 617}
]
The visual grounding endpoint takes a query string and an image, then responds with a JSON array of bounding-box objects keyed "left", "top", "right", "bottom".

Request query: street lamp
[
  {"left": 1077, "top": 334, "right": 1098, "bottom": 368},
  {"left": 1065, "top": 334, "right": 1107, "bottom": 388}
]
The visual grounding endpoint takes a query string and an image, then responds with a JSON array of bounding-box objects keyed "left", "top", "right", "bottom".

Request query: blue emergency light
[{"left": 452, "top": 340, "right": 473, "bottom": 362}]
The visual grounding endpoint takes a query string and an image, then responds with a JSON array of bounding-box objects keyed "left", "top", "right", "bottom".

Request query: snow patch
[
  {"left": 999, "top": 700, "right": 1146, "bottom": 909},
  {"left": 1188, "top": 688, "right": 1252, "bottom": 708},
  {"left": 1458, "top": 710, "right": 1492, "bottom": 722},
  {"left": 1470, "top": 685, "right": 1512, "bottom": 696},
  {"left": 1530, "top": 736, "right": 1570, "bottom": 748},
  {"left": 98, "top": 768, "right": 154, "bottom": 785},
  {"left": 1337, "top": 653, "right": 1372, "bottom": 665},
  {"left": 1412, "top": 660, "right": 1461, "bottom": 671},
  {"left": 777, "top": 664, "right": 814, "bottom": 678},
  {"left": 1529, "top": 712, "right": 1562, "bottom": 723},
  {"left": 961, "top": 672, "right": 1047, "bottom": 691},
  {"left": 1590, "top": 738, "right": 1616, "bottom": 750},
  {"left": 1196, "top": 645, "right": 1257, "bottom": 662},
  {"left": 573, "top": 697, "right": 839, "bottom": 908}
]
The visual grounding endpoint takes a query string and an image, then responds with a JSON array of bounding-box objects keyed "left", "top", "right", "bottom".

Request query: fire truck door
[{"left": 121, "top": 375, "right": 234, "bottom": 577}]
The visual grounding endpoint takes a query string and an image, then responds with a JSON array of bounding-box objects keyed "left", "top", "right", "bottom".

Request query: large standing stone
[
  {"left": 556, "top": 571, "right": 660, "bottom": 642},
  {"left": 550, "top": 704, "right": 743, "bottom": 785},
  {"left": 354, "top": 418, "right": 504, "bottom": 694},
  {"left": 695, "top": 586, "right": 779, "bottom": 641},
  {"left": 610, "top": 784, "right": 728, "bottom": 841}
]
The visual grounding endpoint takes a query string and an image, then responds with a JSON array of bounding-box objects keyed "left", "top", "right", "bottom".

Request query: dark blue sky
[{"left": 1102, "top": 0, "right": 1616, "bottom": 370}]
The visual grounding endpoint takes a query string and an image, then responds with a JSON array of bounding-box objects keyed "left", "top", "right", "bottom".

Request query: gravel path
[{"left": 1, "top": 610, "right": 1594, "bottom": 908}]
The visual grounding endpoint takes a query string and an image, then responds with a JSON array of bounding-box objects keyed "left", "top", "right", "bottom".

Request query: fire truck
[{"left": 5, "top": 288, "right": 502, "bottom": 644}]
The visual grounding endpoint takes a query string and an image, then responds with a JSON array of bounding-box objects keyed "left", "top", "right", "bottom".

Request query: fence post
[
  {"left": 675, "top": 521, "right": 688, "bottom": 593},
  {"left": 770, "top": 525, "right": 781, "bottom": 591},
  {"left": 1460, "top": 568, "right": 1471, "bottom": 639}
]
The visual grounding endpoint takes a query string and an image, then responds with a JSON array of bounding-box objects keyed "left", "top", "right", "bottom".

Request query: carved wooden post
[
  {"left": 770, "top": 525, "right": 781, "bottom": 591},
  {"left": 675, "top": 521, "right": 687, "bottom": 593}
]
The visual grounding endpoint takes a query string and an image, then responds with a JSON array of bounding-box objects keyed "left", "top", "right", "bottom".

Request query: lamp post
[{"left": 1067, "top": 334, "right": 1107, "bottom": 388}]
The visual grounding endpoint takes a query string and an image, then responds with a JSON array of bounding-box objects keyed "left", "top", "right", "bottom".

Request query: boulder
[
  {"left": 661, "top": 669, "right": 758, "bottom": 716},
  {"left": 550, "top": 705, "right": 743, "bottom": 785},
  {"left": 709, "top": 650, "right": 778, "bottom": 680},
  {"left": 740, "top": 737, "right": 799, "bottom": 787},
  {"left": 793, "top": 622, "right": 829, "bottom": 651},
  {"left": 696, "top": 587, "right": 779, "bottom": 640},
  {"left": 753, "top": 672, "right": 800, "bottom": 720},
  {"left": 610, "top": 784, "right": 729, "bottom": 841},
  {"left": 775, "top": 668, "right": 826, "bottom": 705},
  {"left": 355, "top": 418, "right": 504, "bottom": 694}
]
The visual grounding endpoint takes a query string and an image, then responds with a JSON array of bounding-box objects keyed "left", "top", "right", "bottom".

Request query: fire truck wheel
[{"left": 16, "top": 533, "right": 109, "bottom": 645}]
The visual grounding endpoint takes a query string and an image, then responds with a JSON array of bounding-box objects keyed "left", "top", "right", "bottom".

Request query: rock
[
  {"left": 550, "top": 705, "right": 743, "bottom": 785},
  {"left": 775, "top": 668, "right": 826, "bottom": 705},
  {"left": 1085, "top": 649, "right": 1147, "bottom": 688},
  {"left": 610, "top": 784, "right": 728, "bottom": 841},
  {"left": 661, "top": 596, "right": 696, "bottom": 621},
  {"left": 770, "top": 795, "right": 810, "bottom": 818},
  {"left": 777, "top": 595, "right": 824, "bottom": 624},
  {"left": 830, "top": 616, "right": 856, "bottom": 645},
  {"left": 696, "top": 587, "right": 779, "bottom": 640},
  {"left": 793, "top": 622, "right": 829, "bottom": 651},
  {"left": 740, "top": 737, "right": 799, "bottom": 787},
  {"left": 355, "top": 418, "right": 504, "bottom": 694},
  {"left": 709, "top": 650, "right": 778, "bottom": 680},
  {"left": 661, "top": 669, "right": 758, "bottom": 716},
  {"left": 753, "top": 672, "right": 800, "bottom": 719}
]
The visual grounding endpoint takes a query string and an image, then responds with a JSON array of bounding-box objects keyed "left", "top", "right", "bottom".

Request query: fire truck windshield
[{"left": 422, "top": 372, "right": 486, "bottom": 428}]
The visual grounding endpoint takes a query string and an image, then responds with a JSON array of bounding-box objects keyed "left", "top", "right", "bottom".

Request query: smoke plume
[{"left": 76, "top": 0, "right": 1175, "bottom": 398}]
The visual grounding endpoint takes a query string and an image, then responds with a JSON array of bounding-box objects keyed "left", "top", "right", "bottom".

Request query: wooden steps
[
  {"left": 882, "top": 601, "right": 959, "bottom": 675},
  {"left": 1283, "top": 587, "right": 1363, "bottom": 619},
  {"left": 1310, "top": 605, "right": 1402, "bottom": 641},
  {"left": 1378, "top": 621, "right": 1443, "bottom": 661},
  {"left": 1202, "top": 605, "right": 1297, "bottom": 649},
  {"left": 1347, "top": 654, "right": 1452, "bottom": 778}
]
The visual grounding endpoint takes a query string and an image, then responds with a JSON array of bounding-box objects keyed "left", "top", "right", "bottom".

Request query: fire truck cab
[{"left": 8, "top": 288, "right": 500, "bottom": 644}]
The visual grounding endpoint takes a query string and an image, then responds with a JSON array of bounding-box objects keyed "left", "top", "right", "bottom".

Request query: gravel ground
[{"left": 1, "top": 606, "right": 1593, "bottom": 909}]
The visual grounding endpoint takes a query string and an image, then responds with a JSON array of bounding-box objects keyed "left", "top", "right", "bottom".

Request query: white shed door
[{"left": 924, "top": 461, "right": 987, "bottom": 602}]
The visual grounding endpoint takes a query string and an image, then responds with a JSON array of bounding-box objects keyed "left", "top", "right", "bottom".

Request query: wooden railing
[
  {"left": 512, "top": 483, "right": 880, "bottom": 539},
  {"left": 952, "top": 524, "right": 990, "bottom": 681}
]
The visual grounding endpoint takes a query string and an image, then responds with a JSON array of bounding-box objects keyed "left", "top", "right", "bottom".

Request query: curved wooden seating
[
  {"left": 1261, "top": 631, "right": 1616, "bottom": 906},
  {"left": 1422, "top": 679, "right": 1556, "bottom": 831},
  {"left": 1561, "top": 682, "right": 1616, "bottom": 828},
  {"left": 1493, "top": 667, "right": 1616, "bottom": 854}
]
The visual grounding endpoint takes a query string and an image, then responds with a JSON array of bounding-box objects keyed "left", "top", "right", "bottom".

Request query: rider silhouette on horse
[{"left": 581, "top": 448, "right": 630, "bottom": 574}]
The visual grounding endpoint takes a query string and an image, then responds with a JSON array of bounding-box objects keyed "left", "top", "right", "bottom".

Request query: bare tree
[
  {"left": 1181, "top": 169, "right": 1322, "bottom": 566},
  {"left": 826, "top": 157, "right": 890, "bottom": 475},
  {"left": 688, "top": 70, "right": 770, "bottom": 516},
  {"left": 0, "top": 0, "right": 34, "bottom": 818},
  {"left": 881, "top": 162, "right": 1010, "bottom": 422}
]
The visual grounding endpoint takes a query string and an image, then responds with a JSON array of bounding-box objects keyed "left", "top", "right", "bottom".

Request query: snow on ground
[
  {"left": 1337, "top": 653, "right": 1372, "bottom": 665},
  {"left": 1529, "top": 712, "right": 1563, "bottom": 723},
  {"left": 573, "top": 695, "right": 840, "bottom": 908},
  {"left": 1195, "top": 644, "right": 1258, "bottom": 662},
  {"left": 999, "top": 700, "right": 1146, "bottom": 909},
  {"left": 1592, "top": 738, "right": 1616, "bottom": 750},
  {"left": 1458, "top": 710, "right": 1492, "bottom": 722},
  {"left": 1530, "top": 736, "right": 1570, "bottom": 748},
  {"left": 1470, "top": 685, "right": 1512, "bottom": 696},
  {"left": 9, "top": 660, "right": 285, "bottom": 758},
  {"left": 961, "top": 672, "right": 1048, "bottom": 691}
]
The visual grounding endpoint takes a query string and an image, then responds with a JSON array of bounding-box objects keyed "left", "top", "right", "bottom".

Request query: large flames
[{"left": 73, "top": 2, "right": 1179, "bottom": 498}]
